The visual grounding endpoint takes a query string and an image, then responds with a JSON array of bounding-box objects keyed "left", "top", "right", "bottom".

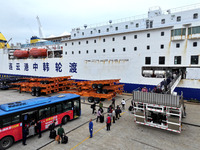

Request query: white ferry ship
[{"left": 0, "top": 4, "right": 200, "bottom": 101}]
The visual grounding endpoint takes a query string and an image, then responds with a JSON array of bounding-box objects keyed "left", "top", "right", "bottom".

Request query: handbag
[{"left": 55, "top": 135, "right": 60, "bottom": 141}]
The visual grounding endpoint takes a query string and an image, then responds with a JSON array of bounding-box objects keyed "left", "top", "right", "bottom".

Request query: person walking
[
  {"left": 91, "top": 102, "right": 96, "bottom": 114},
  {"left": 89, "top": 119, "right": 93, "bottom": 138},
  {"left": 37, "top": 120, "right": 42, "bottom": 138},
  {"left": 49, "top": 120, "right": 56, "bottom": 139},
  {"left": 96, "top": 109, "right": 102, "bottom": 122},
  {"left": 117, "top": 105, "right": 122, "bottom": 117},
  {"left": 99, "top": 101, "right": 103, "bottom": 109},
  {"left": 121, "top": 99, "right": 126, "bottom": 110},
  {"left": 112, "top": 98, "right": 115, "bottom": 109},
  {"left": 106, "top": 114, "right": 111, "bottom": 131},
  {"left": 57, "top": 125, "right": 65, "bottom": 144},
  {"left": 115, "top": 106, "right": 120, "bottom": 120},
  {"left": 99, "top": 101, "right": 104, "bottom": 113},
  {"left": 22, "top": 126, "right": 29, "bottom": 146},
  {"left": 112, "top": 109, "right": 116, "bottom": 123},
  {"left": 49, "top": 120, "right": 56, "bottom": 131}
]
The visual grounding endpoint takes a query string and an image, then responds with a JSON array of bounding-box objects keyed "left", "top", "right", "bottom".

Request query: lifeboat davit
[
  {"left": 29, "top": 48, "right": 47, "bottom": 57},
  {"left": 13, "top": 50, "right": 29, "bottom": 58}
]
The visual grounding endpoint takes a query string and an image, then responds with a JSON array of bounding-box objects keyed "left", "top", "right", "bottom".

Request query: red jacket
[{"left": 107, "top": 116, "right": 111, "bottom": 123}]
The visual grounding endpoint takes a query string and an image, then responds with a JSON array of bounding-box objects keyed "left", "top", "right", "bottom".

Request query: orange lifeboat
[
  {"left": 29, "top": 48, "right": 47, "bottom": 57},
  {"left": 13, "top": 50, "right": 29, "bottom": 58}
]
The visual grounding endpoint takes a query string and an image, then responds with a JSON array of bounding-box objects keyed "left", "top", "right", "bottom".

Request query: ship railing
[
  {"left": 163, "top": 3, "right": 200, "bottom": 15},
  {"left": 82, "top": 14, "right": 147, "bottom": 29},
  {"left": 74, "top": 3, "right": 200, "bottom": 30},
  {"left": 21, "top": 41, "right": 61, "bottom": 48},
  {"left": 133, "top": 91, "right": 180, "bottom": 107}
]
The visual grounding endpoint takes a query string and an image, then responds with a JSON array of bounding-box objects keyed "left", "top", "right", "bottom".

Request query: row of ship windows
[
  {"left": 145, "top": 55, "right": 199, "bottom": 65},
  {"left": 171, "top": 26, "right": 200, "bottom": 36},
  {"left": 73, "top": 13, "right": 199, "bottom": 37},
  {"left": 66, "top": 32, "right": 165, "bottom": 46},
  {"left": 65, "top": 41, "right": 198, "bottom": 55},
  {"left": 162, "top": 13, "right": 198, "bottom": 24}
]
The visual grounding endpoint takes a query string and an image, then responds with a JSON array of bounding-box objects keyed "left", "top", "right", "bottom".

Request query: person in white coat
[{"left": 121, "top": 99, "right": 126, "bottom": 110}]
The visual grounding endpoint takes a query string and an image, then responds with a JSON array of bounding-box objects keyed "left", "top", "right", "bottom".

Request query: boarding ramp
[
  {"left": 133, "top": 91, "right": 180, "bottom": 107},
  {"left": 166, "top": 74, "right": 182, "bottom": 94}
]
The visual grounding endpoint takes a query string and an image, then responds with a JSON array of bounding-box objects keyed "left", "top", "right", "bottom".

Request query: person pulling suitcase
[
  {"left": 96, "top": 109, "right": 102, "bottom": 122},
  {"left": 49, "top": 120, "right": 57, "bottom": 139}
]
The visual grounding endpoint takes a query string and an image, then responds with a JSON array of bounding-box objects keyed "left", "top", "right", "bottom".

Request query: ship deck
[{"left": 0, "top": 90, "right": 199, "bottom": 150}]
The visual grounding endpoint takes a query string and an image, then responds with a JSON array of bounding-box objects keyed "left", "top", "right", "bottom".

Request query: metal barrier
[{"left": 133, "top": 91, "right": 180, "bottom": 107}]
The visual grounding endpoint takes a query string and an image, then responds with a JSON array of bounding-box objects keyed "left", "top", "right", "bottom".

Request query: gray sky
[{"left": 1, "top": 0, "right": 200, "bottom": 44}]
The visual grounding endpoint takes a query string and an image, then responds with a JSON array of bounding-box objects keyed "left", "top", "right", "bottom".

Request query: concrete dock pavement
[{"left": 0, "top": 90, "right": 199, "bottom": 150}]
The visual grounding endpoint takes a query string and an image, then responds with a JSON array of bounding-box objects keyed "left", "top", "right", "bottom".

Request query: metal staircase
[{"left": 166, "top": 73, "right": 182, "bottom": 94}]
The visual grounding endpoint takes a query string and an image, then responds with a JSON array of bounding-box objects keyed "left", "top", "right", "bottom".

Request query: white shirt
[{"left": 121, "top": 100, "right": 126, "bottom": 105}]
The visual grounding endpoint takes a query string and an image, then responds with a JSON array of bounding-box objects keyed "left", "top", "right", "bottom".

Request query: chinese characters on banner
[
  {"left": 9, "top": 62, "right": 78, "bottom": 73},
  {"left": 69, "top": 62, "right": 77, "bottom": 73}
]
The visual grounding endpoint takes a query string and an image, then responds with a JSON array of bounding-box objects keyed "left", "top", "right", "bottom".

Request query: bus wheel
[
  {"left": 62, "top": 116, "right": 68, "bottom": 125},
  {"left": 0, "top": 136, "right": 13, "bottom": 149}
]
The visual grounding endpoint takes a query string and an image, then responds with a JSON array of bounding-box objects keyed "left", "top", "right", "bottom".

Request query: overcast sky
[{"left": 1, "top": 0, "right": 200, "bottom": 44}]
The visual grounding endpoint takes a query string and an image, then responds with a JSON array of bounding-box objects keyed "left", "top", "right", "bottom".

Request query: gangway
[
  {"left": 154, "top": 73, "right": 182, "bottom": 94},
  {"left": 166, "top": 74, "right": 182, "bottom": 94},
  {"left": 133, "top": 91, "right": 186, "bottom": 133}
]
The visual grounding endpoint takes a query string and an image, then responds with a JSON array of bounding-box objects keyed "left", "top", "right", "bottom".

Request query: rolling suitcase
[
  {"left": 62, "top": 135, "right": 68, "bottom": 144},
  {"left": 100, "top": 115, "right": 104, "bottom": 123},
  {"left": 49, "top": 130, "right": 56, "bottom": 139},
  {"left": 129, "top": 106, "right": 133, "bottom": 111}
]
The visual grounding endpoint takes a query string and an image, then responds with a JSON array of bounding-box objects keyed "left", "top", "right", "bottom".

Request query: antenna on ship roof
[
  {"left": 109, "top": 20, "right": 112, "bottom": 27},
  {"left": 36, "top": 16, "right": 45, "bottom": 38},
  {"left": 167, "top": 9, "right": 171, "bottom": 14}
]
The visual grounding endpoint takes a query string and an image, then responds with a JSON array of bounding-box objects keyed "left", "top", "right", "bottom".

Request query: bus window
[
  {"left": 1, "top": 115, "right": 20, "bottom": 128},
  {"left": 63, "top": 101, "right": 72, "bottom": 111},
  {"left": 2, "top": 117, "right": 12, "bottom": 128},
  {"left": 56, "top": 104, "right": 62, "bottom": 114},
  {"left": 39, "top": 107, "right": 50, "bottom": 120},
  {"left": 12, "top": 115, "right": 20, "bottom": 124},
  {"left": 46, "top": 107, "right": 51, "bottom": 117},
  {"left": 51, "top": 105, "right": 56, "bottom": 116}
]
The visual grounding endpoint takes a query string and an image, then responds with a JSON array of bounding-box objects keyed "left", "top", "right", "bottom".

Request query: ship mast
[{"left": 36, "top": 16, "right": 45, "bottom": 38}]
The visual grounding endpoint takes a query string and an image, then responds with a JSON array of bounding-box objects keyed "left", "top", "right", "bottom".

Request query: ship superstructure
[{"left": 0, "top": 4, "right": 200, "bottom": 100}]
